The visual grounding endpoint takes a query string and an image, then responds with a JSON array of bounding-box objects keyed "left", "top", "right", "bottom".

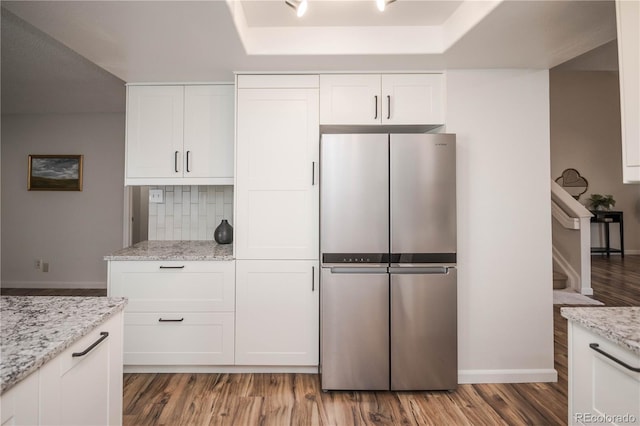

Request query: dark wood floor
[{"left": 3, "top": 255, "right": 639, "bottom": 425}]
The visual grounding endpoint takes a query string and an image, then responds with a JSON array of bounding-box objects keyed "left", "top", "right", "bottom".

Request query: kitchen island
[
  {"left": 561, "top": 307, "right": 640, "bottom": 425},
  {"left": 0, "top": 296, "right": 126, "bottom": 425}
]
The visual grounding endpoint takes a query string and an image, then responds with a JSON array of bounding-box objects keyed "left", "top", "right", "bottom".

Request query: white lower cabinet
[
  {"left": 235, "top": 260, "right": 319, "bottom": 366},
  {"left": 1, "top": 312, "right": 124, "bottom": 426},
  {"left": 123, "top": 312, "right": 234, "bottom": 365},
  {"left": 568, "top": 322, "right": 640, "bottom": 425},
  {"left": 108, "top": 260, "right": 235, "bottom": 366},
  {"left": 0, "top": 370, "right": 39, "bottom": 426}
]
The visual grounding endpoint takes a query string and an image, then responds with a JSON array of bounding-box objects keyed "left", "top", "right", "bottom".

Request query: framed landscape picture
[{"left": 28, "top": 155, "right": 83, "bottom": 191}]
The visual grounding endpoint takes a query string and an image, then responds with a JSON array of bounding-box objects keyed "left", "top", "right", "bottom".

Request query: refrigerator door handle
[
  {"left": 389, "top": 266, "right": 450, "bottom": 275},
  {"left": 330, "top": 267, "right": 388, "bottom": 274}
]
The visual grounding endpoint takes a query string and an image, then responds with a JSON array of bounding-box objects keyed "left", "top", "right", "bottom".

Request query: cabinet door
[
  {"left": 616, "top": 0, "right": 640, "bottom": 183},
  {"left": 236, "top": 88, "right": 319, "bottom": 260},
  {"left": 184, "top": 85, "right": 234, "bottom": 180},
  {"left": 39, "top": 313, "right": 122, "bottom": 426},
  {"left": 382, "top": 74, "right": 444, "bottom": 125},
  {"left": 0, "top": 371, "right": 39, "bottom": 426},
  {"left": 320, "top": 74, "right": 381, "bottom": 125},
  {"left": 235, "top": 260, "right": 319, "bottom": 366},
  {"left": 126, "top": 85, "right": 184, "bottom": 179},
  {"left": 568, "top": 322, "right": 640, "bottom": 425}
]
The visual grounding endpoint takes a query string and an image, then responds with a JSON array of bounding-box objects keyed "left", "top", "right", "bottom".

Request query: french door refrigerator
[{"left": 320, "top": 133, "right": 457, "bottom": 391}]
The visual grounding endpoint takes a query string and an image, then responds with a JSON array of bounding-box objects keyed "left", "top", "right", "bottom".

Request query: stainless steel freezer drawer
[
  {"left": 390, "top": 266, "right": 458, "bottom": 391},
  {"left": 320, "top": 266, "right": 389, "bottom": 390}
]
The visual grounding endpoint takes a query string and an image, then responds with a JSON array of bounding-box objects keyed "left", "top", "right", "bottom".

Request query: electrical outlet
[
  {"left": 149, "top": 189, "right": 164, "bottom": 203},
  {"left": 34, "top": 259, "right": 42, "bottom": 270}
]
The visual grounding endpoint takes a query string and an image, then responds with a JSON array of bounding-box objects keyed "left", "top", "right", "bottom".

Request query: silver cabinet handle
[
  {"left": 186, "top": 151, "right": 191, "bottom": 173},
  {"left": 159, "top": 318, "right": 184, "bottom": 322},
  {"left": 389, "top": 267, "right": 449, "bottom": 274},
  {"left": 159, "top": 265, "right": 185, "bottom": 269},
  {"left": 174, "top": 151, "right": 179, "bottom": 173},
  {"left": 374, "top": 95, "right": 378, "bottom": 119},
  {"left": 330, "top": 267, "right": 388, "bottom": 274},
  {"left": 72, "top": 332, "right": 109, "bottom": 357},
  {"left": 312, "top": 162, "right": 316, "bottom": 185},
  {"left": 387, "top": 95, "right": 391, "bottom": 119},
  {"left": 312, "top": 266, "right": 315, "bottom": 291}
]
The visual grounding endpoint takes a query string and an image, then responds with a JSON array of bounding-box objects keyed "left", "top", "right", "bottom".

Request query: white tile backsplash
[{"left": 148, "top": 185, "right": 233, "bottom": 241}]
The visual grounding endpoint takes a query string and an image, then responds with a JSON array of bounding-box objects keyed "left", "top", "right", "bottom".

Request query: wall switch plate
[
  {"left": 149, "top": 189, "right": 164, "bottom": 203},
  {"left": 42, "top": 262, "right": 49, "bottom": 273}
]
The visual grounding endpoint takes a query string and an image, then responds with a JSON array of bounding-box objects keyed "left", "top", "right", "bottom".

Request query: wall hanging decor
[
  {"left": 28, "top": 155, "right": 83, "bottom": 191},
  {"left": 555, "top": 168, "right": 588, "bottom": 200}
]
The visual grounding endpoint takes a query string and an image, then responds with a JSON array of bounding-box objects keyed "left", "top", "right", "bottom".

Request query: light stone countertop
[
  {"left": 0, "top": 296, "right": 127, "bottom": 395},
  {"left": 103, "top": 240, "right": 233, "bottom": 261},
  {"left": 561, "top": 307, "right": 640, "bottom": 356}
]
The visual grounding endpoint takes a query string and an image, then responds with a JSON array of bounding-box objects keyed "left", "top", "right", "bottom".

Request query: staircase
[
  {"left": 551, "top": 180, "right": 593, "bottom": 295},
  {"left": 553, "top": 270, "right": 568, "bottom": 289}
]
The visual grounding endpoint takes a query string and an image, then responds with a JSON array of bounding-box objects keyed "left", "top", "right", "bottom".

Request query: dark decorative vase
[{"left": 214, "top": 219, "right": 233, "bottom": 244}]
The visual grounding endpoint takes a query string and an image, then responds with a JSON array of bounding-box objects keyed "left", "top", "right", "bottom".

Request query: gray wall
[
  {"left": 1, "top": 113, "right": 125, "bottom": 288},
  {"left": 550, "top": 70, "right": 640, "bottom": 254}
]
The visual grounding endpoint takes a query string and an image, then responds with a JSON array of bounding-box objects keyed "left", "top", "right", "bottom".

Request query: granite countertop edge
[
  {"left": 103, "top": 240, "right": 234, "bottom": 261},
  {"left": 561, "top": 307, "right": 640, "bottom": 356},
  {"left": 0, "top": 297, "right": 128, "bottom": 395}
]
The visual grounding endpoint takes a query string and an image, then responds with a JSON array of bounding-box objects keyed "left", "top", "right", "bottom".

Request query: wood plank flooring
[{"left": 3, "top": 255, "right": 639, "bottom": 425}]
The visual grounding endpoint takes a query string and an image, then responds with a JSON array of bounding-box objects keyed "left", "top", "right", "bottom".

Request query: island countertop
[
  {"left": 561, "top": 306, "right": 640, "bottom": 356},
  {"left": 103, "top": 240, "right": 233, "bottom": 261},
  {"left": 0, "top": 296, "right": 127, "bottom": 395}
]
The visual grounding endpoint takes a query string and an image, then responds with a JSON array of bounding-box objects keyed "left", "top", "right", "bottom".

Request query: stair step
[{"left": 553, "top": 271, "right": 568, "bottom": 289}]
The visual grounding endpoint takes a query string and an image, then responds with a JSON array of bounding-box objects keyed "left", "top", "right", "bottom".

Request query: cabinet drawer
[
  {"left": 109, "top": 261, "right": 235, "bottom": 312},
  {"left": 123, "top": 312, "right": 234, "bottom": 365},
  {"left": 569, "top": 323, "right": 640, "bottom": 425}
]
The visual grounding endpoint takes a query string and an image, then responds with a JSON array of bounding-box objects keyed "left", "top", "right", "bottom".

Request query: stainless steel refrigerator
[{"left": 320, "top": 133, "right": 457, "bottom": 391}]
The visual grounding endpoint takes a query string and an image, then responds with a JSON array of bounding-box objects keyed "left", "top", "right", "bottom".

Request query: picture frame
[{"left": 28, "top": 155, "right": 84, "bottom": 191}]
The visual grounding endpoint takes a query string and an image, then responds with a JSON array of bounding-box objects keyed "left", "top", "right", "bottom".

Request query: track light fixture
[
  {"left": 286, "top": 0, "right": 397, "bottom": 17},
  {"left": 376, "top": 0, "right": 397, "bottom": 12},
  {"left": 286, "top": 0, "right": 308, "bottom": 17}
]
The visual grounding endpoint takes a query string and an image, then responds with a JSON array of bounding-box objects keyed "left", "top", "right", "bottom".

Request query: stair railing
[{"left": 550, "top": 180, "right": 594, "bottom": 295}]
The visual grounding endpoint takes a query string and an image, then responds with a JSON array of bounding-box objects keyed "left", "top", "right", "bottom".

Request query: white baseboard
[
  {"left": 1, "top": 281, "right": 106, "bottom": 289},
  {"left": 458, "top": 368, "right": 558, "bottom": 384},
  {"left": 124, "top": 365, "right": 319, "bottom": 374}
]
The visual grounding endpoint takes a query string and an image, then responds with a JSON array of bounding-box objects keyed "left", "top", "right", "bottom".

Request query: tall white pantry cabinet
[{"left": 234, "top": 75, "right": 320, "bottom": 367}]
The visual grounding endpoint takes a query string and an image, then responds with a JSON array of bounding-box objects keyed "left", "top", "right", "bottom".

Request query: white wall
[
  {"left": 447, "top": 70, "right": 556, "bottom": 383},
  {"left": 1, "top": 113, "right": 125, "bottom": 289},
  {"left": 550, "top": 70, "right": 640, "bottom": 254}
]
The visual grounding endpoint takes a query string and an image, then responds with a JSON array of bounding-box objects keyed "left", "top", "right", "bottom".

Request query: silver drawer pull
[
  {"left": 159, "top": 265, "right": 185, "bottom": 269},
  {"left": 158, "top": 318, "right": 184, "bottom": 322}
]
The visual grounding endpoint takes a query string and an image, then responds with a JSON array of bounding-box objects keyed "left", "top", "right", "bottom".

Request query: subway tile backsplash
[{"left": 148, "top": 185, "right": 233, "bottom": 241}]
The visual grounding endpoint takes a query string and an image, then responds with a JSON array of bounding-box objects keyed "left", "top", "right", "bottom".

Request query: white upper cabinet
[
  {"left": 381, "top": 74, "right": 444, "bottom": 125},
  {"left": 320, "top": 74, "right": 381, "bottom": 125},
  {"left": 183, "top": 85, "right": 235, "bottom": 180},
  {"left": 126, "top": 84, "right": 234, "bottom": 186},
  {"left": 320, "top": 74, "right": 444, "bottom": 126},
  {"left": 235, "top": 81, "right": 319, "bottom": 260},
  {"left": 616, "top": 0, "right": 640, "bottom": 183}
]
